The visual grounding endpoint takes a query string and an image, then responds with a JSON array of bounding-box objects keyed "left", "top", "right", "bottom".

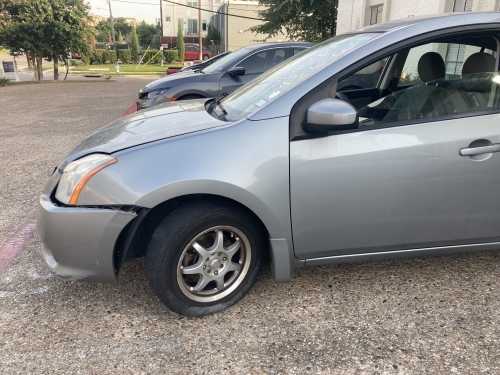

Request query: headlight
[
  {"left": 55, "top": 154, "right": 117, "bottom": 205},
  {"left": 147, "top": 89, "right": 169, "bottom": 100}
]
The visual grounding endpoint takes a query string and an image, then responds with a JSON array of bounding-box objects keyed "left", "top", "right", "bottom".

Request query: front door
[
  {"left": 290, "top": 113, "right": 500, "bottom": 259},
  {"left": 290, "top": 34, "right": 500, "bottom": 259}
]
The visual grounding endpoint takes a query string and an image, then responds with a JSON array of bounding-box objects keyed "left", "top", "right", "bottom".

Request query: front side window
[
  {"left": 338, "top": 57, "right": 389, "bottom": 91},
  {"left": 353, "top": 37, "right": 499, "bottom": 126}
]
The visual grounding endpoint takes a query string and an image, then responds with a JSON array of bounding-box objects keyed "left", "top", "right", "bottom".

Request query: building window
[
  {"left": 452, "top": 0, "right": 473, "bottom": 12},
  {"left": 187, "top": 0, "right": 198, "bottom": 7},
  {"left": 187, "top": 19, "right": 198, "bottom": 34},
  {"left": 165, "top": 16, "right": 171, "bottom": 22},
  {"left": 369, "top": 4, "right": 384, "bottom": 25}
]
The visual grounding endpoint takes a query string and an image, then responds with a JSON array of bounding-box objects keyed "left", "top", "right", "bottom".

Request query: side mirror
[
  {"left": 306, "top": 98, "right": 358, "bottom": 133},
  {"left": 227, "top": 66, "right": 246, "bottom": 77}
]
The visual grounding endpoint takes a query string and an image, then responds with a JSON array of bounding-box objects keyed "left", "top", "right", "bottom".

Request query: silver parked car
[{"left": 39, "top": 12, "right": 500, "bottom": 316}]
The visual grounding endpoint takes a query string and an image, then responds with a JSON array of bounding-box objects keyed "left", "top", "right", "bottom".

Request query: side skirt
[{"left": 304, "top": 241, "right": 500, "bottom": 267}]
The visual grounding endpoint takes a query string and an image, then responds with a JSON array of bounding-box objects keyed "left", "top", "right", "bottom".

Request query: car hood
[
  {"left": 142, "top": 70, "right": 206, "bottom": 93},
  {"left": 61, "top": 99, "right": 227, "bottom": 167}
]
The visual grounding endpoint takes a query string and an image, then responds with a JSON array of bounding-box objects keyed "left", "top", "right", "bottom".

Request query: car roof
[{"left": 355, "top": 11, "right": 500, "bottom": 34}]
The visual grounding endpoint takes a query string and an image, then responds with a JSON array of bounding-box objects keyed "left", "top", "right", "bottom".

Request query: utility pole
[
  {"left": 159, "top": 0, "right": 164, "bottom": 41},
  {"left": 107, "top": 0, "right": 119, "bottom": 72},
  {"left": 107, "top": 0, "right": 116, "bottom": 45},
  {"left": 198, "top": 0, "right": 203, "bottom": 60}
]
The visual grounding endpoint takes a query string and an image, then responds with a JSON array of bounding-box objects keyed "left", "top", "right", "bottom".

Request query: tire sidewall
[{"left": 146, "top": 203, "right": 264, "bottom": 316}]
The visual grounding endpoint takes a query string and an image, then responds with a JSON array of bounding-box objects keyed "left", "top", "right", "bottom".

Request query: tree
[
  {"left": 45, "top": 0, "right": 93, "bottom": 80},
  {"left": 207, "top": 23, "right": 221, "bottom": 52},
  {"left": 0, "top": 0, "right": 51, "bottom": 79},
  {"left": 254, "top": 0, "right": 338, "bottom": 42},
  {"left": 136, "top": 21, "right": 160, "bottom": 49},
  {"left": 95, "top": 17, "right": 131, "bottom": 43},
  {"left": 130, "top": 25, "right": 140, "bottom": 63},
  {"left": 177, "top": 19, "right": 184, "bottom": 62},
  {"left": 0, "top": 0, "right": 92, "bottom": 80}
]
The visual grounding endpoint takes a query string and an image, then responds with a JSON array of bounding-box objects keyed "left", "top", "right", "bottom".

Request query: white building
[
  {"left": 160, "top": 0, "right": 286, "bottom": 52},
  {"left": 161, "top": 0, "right": 224, "bottom": 40},
  {"left": 337, "top": 0, "right": 500, "bottom": 34}
]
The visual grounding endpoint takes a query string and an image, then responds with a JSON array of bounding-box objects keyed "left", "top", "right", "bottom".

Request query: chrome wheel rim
[{"left": 176, "top": 226, "right": 252, "bottom": 303}]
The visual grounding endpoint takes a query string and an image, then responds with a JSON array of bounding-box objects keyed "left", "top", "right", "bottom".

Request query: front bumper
[{"left": 37, "top": 194, "right": 137, "bottom": 281}]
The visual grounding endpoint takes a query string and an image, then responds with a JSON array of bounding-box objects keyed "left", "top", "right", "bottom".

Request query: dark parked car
[
  {"left": 180, "top": 51, "right": 231, "bottom": 72},
  {"left": 137, "top": 42, "right": 311, "bottom": 110},
  {"left": 166, "top": 52, "right": 231, "bottom": 75}
]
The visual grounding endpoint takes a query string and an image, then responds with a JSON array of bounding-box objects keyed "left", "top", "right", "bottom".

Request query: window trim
[{"left": 290, "top": 24, "right": 500, "bottom": 141}]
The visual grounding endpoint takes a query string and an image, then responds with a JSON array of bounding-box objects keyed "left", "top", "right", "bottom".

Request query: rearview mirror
[
  {"left": 306, "top": 98, "right": 358, "bottom": 132},
  {"left": 227, "top": 66, "right": 246, "bottom": 77}
]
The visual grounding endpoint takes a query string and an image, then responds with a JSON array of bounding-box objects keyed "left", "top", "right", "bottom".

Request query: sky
[{"left": 87, "top": 0, "right": 160, "bottom": 23}]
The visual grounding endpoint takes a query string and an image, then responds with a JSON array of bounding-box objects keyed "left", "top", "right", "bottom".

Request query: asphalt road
[{"left": 1, "top": 78, "right": 500, "bottom": 374}]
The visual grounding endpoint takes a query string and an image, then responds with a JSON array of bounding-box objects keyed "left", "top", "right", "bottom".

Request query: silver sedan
[{"left": 39, "top": 12, "right": 500, "bottom": 315}]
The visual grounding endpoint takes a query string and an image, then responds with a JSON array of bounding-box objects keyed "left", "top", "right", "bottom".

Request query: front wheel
[{"left": 145, "top": 202, "right": 265, "bottom": 316}]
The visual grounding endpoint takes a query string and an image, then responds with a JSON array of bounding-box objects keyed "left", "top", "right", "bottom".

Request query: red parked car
[{"left": 184, "top": 43, "right": 211, "bottom": 61}]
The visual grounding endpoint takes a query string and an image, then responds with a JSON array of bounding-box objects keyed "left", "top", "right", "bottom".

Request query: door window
[
  {"left": 352, "top": 38, "right": 499, "bottom": 127},
  {"left": 238, "top": 48, "right": 293, "bottom": 75},
  {"left": 338, "top": 57, "right": 390, "bottom": 91}
]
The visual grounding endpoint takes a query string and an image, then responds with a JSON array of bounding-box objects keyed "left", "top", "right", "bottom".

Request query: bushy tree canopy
[
  {"left": 255, "top": 0, "right": 338, "bottom": 42},
  {"left": 95, "top": 17, "right": 132, "bottom": 43},
  {"left": 137, "top": 21, "right": 161, "bottom": 49},
  {"left": 0, "top": 0, "right": 92, "bottom": 79}
]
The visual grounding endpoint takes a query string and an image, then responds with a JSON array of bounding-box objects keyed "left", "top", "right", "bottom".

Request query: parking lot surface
[{"left": 1, "top": 79, "right": 500, "bottom": 374}]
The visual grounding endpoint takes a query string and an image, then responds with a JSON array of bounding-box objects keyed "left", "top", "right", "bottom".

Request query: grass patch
[{"left": 69, "top": 64, "right": 181, "bottom": 76}]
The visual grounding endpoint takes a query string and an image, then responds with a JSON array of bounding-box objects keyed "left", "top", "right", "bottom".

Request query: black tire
[{"left": 145, "top": 201, "right": 265, "bottom": 316}]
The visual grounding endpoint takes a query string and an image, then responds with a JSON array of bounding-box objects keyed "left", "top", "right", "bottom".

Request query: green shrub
[
  {"left": 103, "top": 50, "right": 117, "bottom": 64},
  {"left": 163, "top": 49, "right": 179, "bottom": 64},
  {"left": 81, "top": 53, "right": 91, "bottom": 65},
  {"left": 91, "top": 49, "right": 105, "bottom": 64},
  {"left": 117, "top": 49, "right": 131, "bottom": 64},
  {"left": 69, "top": 59, "right": 83, "bottom": 66},
  {"left": 0, "top": 77, "right": 10, "bottom": 86},
  {"left": 142, "top": 49, "right": 162, "bottom": 64}
]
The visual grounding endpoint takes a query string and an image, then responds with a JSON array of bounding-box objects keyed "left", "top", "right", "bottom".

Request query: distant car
[
  {"left": 184, "top": 43, "right": 211, "bottom": 61},
  {"left": 166, "top": 52, "right": 231, "bottom": 75},
  {"left": 137, "top": 42, "right": 312, "bottom": 110},
  {"left": 180, "top": 51, "right": 231, "bottom": 72}
]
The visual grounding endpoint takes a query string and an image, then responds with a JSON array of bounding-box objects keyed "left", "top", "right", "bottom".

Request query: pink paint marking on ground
[
  {"left": 0, "top": 223, "right": 36, "bottom": 272},
  {"left": 123, "top": 101, "right": 138, "bottom": 116}
]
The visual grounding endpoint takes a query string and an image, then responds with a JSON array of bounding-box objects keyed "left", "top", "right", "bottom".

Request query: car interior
[{"left": 335, "top": 33, "right": 500, "bottom": 128}]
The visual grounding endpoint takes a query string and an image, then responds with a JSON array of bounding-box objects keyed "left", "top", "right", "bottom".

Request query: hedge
[
  {"left": 117, "top": 49, "right": 131, "bottom": 64},
  {"left": 164, "top": 49, "right": 178, "bottom": 64}
]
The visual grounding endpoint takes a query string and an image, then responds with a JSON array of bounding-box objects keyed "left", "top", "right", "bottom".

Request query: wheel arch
[{"left": 114, "top": 192, "right": 295, "bottom": 281}]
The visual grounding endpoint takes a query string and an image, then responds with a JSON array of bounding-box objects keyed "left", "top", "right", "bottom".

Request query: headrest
[
  {"left": 418, "top": 52, "right": 446, "bottom": 83},
  {"left": 462, "top": 52, "right": 496, "bottom": 76}
]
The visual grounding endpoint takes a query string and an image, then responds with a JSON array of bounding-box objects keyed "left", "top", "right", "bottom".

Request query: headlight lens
[{"left": 55, "top": 154, "right": 117, "bottom": 205}]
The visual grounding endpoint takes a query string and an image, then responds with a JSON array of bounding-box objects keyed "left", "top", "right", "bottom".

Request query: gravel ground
[{"left": 1, "top": 79, "right": 500, "bottom": 374}]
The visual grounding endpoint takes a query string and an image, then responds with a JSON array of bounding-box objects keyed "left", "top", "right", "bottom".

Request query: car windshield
[
  {"left": 218, "top": 33, "right": 379, "bottom": 121},
  {"left": 202, "top": 47, "right": 254, "bottom": 74}
]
